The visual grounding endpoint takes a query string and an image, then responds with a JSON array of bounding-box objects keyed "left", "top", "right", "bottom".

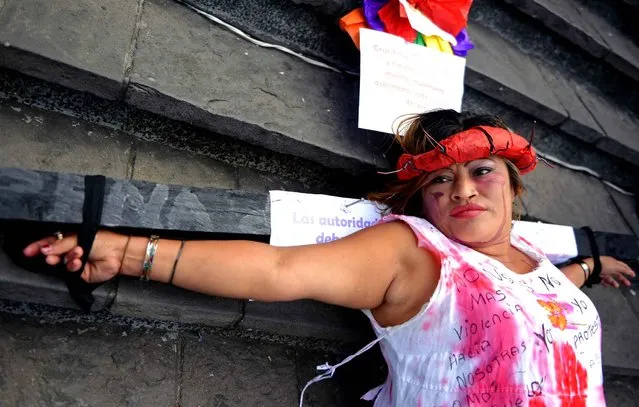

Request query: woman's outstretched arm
[{"left": 25, "top": 221, "right": 432, "bottom": 310}]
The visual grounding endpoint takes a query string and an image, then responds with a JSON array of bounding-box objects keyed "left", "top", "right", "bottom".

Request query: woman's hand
[
  {"left": 22, "top": 231, "right": 129, "bottom": 284},
  {"left": 598, "top": 256, "right": 636, "bottom": 288}
]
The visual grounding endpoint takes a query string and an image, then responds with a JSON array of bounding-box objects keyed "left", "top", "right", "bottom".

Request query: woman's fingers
[
  {"left": 68, "top": 258, "right": 83, "bottom": 272},
  {"left": 619, "top": 262, "right": 636, "bottom": 279},
  {"left": 618, "top": 275, "right": 632, "bottom": 287},
  {"left": 60, "top": 247, "right": 83, "bottom": 272},
  {"left": 23, "top": 236, "right": 57, "bottom": 257},
  {"left": 23, "top": 234, "right": 85, "bottom": 273},
  {"left": 602, "top": 275, "right": 619, "bottom": 288},
  {"left": 40, "top": 235, "right": 78, "bottom": 256}
]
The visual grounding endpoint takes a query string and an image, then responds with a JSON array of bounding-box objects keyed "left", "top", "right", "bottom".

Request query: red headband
[{"left": 395, "top": 126, "right": 537, "bottom": 181}]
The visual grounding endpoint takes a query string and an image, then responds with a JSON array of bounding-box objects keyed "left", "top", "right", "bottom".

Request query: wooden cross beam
[{"left": 0, "top": 167, "right": 270, "bottom": 236}]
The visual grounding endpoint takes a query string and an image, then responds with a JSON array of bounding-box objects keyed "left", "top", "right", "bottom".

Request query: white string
[
  {"left": 175, "top": 0, "right": 358, "bottom": 75},
  {"left": 298, "top": 335, "right": 385, "bottom": 407},
  {"left": 176, "top": 1, "right": 634, "bottom": 198},
  {"left": 537, "top": 152, "right": 634, "bottom": 196}
]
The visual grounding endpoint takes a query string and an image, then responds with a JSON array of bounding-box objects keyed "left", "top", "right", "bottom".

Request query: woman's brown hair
[{"left": 368, "top": 109, "right": 525, "bottom": 217}]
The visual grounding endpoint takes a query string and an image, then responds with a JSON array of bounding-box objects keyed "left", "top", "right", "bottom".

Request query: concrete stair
[
  {"left": 1, "top": 0, "right": 639, "bottom": 181},
  {"left": 1, "top": 0, "right": 639, "bottom": 404},
  {"left": 502, "top": 0, "right": 639, "bottom": 81}
]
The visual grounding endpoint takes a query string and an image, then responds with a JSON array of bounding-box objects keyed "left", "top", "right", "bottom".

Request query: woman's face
[{"left": 421, "top": 157, "right": 514, "bottom": 248}]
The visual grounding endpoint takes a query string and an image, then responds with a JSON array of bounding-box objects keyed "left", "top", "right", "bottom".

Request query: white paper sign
[
  {"left": 269, "top": 191, "right": 385, "bottom": 247},
  {"left": 269, "top": 192, "right": 579, "bottom": 265},
  {"left": 512, "top": 221, "right": 578, "bottom": 264},
  {"left": 358, "top": 28, "right": 466, "bottom": 134}
]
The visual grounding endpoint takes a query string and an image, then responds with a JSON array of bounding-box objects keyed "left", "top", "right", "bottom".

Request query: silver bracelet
[
  {"left": 140, "top": 235, "right": 160, "bottom": 281},
  {"left": 577, "top": 260, "right": 590, "bottom": 286}
]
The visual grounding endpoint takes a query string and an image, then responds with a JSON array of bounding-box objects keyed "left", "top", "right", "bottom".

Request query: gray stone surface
[
  {"left": 0, "top": 67, "right": 129, "bottom": 131},
  {"left": 503, "top": 0, "right": 609, "bottom": 57},
  {"left": 621, "top": 287, "right": 639, "bottom": 319},
  {"left": 0, "top": 101, "right": 132, "bottom": 178},
  {"left": 607, "top": 187, "right": 639, "bottom": 238},
  {"left": 181, "top": 330, "right": 300, "bottom": 406},
  {"left": 0, "top": 242, "right": 116, "bottom": 312},
  {"left": 180, "top": 0, "right": 359, "bottom": 71},
  {"left": 241, "top": 299, "right": 373, "bottom": 341},
  {"left": 290, "top": 0, "right": 357, "bottom": 15},
  {"left": 466, "top": 22, "right": 568, "bottom": 126},
  {"left": 128, "top": 0, "right": 385, "bottom": 173},
  {"left": 123, "top": 107, "right": 357, "bottom": 195},
  {"left": 0, "top": 307, "right": 636, "bottom": 407},
  {"left": 536, "top": 64, "right": 604, "bottom": 143},
  {"left": 585, "top": 284, "right": 639, "bottom": 375},
  {"left": 111, "top": 279, "right": 243, "bottom": 327},
  {"left": 133, "top": 140, "right": 237, "bottom": 189},
  {"left": 237, "top": 166, "right": 311, "bottom": 194},
  {"left": 0, "top": 313, "right": 178, "bottom": 406},
  {"left": 462, "top": 87, "right": 639, "bottom": 191},
  {"left": 575, "top": 85, "right": 639, "bottom": 164},
  {"left": 0, "top": 68, "right": 353, "bottom": 195},
  {"left": 522, "top": 163, "right": 632, "bottom": 234},
  {"left": 603, "top": 373, "right": 639, "bottom": 406},
  {"left": 574, "top": 1, "right": 639, "bottom": 81},
  {"left": 0, "top": 0, "right": 140, "bottom": 100},
  {"left": 470, "top": 0, "right": 639, "bottom": 116}
]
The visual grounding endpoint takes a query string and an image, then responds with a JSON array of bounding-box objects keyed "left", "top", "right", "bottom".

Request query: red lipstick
[{"left": 450, "top": 204, "right": 486, "bottom": 219}]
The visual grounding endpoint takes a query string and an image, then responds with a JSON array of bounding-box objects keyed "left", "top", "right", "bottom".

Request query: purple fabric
[
  {"left": 452, "top": 28, "right": 474, "bottom": 57},
  {"left": 363, "top": 0, "right": 389, "bottom": 31}
]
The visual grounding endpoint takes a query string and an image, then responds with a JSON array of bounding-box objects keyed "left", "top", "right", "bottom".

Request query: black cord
[{"left": 581, "top": 227, "right": 602, "bottom": 288}]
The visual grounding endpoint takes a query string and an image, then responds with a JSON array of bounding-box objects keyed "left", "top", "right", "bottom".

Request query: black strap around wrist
[
  {"left": 61, "top": 175, "right": 106, "bottom": 312},
  {"left": 581, "top": 226, "right": 602, "bottom": 288}
]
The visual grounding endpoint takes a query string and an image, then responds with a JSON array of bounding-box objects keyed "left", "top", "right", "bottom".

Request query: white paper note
[
  {"left": 512, "top": 221, "right": 578, "bottom": 264},
  {"left": 269, "top": 191, "right": 385, "bottom": 247},
  {"left": 358, "top": 29, "right": 466, "bottom": 134}
]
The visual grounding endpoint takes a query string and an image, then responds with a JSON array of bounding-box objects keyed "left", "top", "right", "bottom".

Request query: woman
[{"left": 23, "top": 110, "right": 635, "bottom": 406}]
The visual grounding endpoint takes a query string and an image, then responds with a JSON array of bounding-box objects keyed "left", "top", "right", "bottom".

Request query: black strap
[
  {"left": 61, "top": 175, "right": 106, "bottom": 312},
  {"left": 581, "top": 226, "right": 602, "bottom": 288}
]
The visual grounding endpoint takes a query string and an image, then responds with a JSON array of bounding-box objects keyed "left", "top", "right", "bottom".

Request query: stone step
[
  {"left": 0, "top": 0, "right": 387, "bottom": 175},
  {"left": 503, "top": 0, "right": 639, "bottom": 81},
  {"left": 1, "top": 294, "right": 638, "bottom": 406},
  {"left": 1, "top": 97, "right": 639, "bottom": 377},
  {"left": 2, "top": 0, "right": 639, "bottom": 174},
  {"left": 467, "top": 1, "right": 639, "bottom": 166},
  {"left": 0, "top": 309, "right": 368, "bottom": 407}
]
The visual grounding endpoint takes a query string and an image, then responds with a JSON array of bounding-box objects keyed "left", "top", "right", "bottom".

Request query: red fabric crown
[{"left": 395, "top": 126, "right": 537, "bottom": 181}]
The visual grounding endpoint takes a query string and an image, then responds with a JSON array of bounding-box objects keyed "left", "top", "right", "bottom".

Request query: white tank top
[{"left": 300, "top": 215, "right": 604, "bottom": 407}]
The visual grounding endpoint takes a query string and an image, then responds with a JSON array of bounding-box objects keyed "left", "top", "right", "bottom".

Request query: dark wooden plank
[{"left": 0, "top": 167, "right": 270, "bottom": 235}]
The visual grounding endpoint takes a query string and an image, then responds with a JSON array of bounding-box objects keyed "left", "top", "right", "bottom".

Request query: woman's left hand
[{"left": 599, "top": 256, "right": 636, "bottom": 288}]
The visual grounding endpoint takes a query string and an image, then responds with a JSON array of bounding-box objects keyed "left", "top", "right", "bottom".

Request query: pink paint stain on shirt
[
  {"left": 554, "top": 342, "right": 588, "bottom": 407},
  {"left": 450, "top": 263, "right": 527, "bottom": 405}
]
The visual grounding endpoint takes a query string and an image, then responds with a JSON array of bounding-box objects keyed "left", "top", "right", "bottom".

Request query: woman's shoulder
[
  {"left": 381, "top": 213, "right": 436, "bottom": 230},
  {"left": 378, "top": 214, "right": 456, "bottom": 254}
]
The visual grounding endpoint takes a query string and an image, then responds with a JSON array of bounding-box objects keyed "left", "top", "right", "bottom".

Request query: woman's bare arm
[
  {"left": 119, "top": 221, "right": 431, "bottom": 309},
  {"left": 560, "top": 256, "right": 635, "bottom": 289},
  {"left": 559, "top": 260, "right": 590, "bottom": 288}
]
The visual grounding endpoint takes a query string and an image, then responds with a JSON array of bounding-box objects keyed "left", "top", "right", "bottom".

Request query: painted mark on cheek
[{"left": 424, "top": 192, "right": 444, "bottom": 223}]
